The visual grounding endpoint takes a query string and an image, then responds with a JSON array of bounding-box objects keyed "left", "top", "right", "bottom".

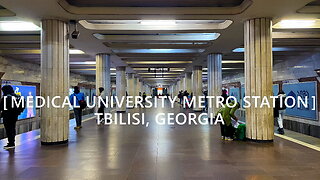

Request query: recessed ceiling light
[
  {"left": 273, "top": 19, "right": 320, "bottom": 29},
  {"left": 113, "top": 49, "right": 205, "bottom": 54},
  {"left": 69, "top": 49, "right": 85, "bottom": 54},
  {"left": 0, "top": 21, "right": 40, "bottom": 31},
  {"left": 233, "top": 47, "right": 290, "bottom": 52},
  {"left": 127, "top": 61, "right": 192, "bottom": 64},
  {"left": 70, "top": 61, "right": 95, "bottom": 65},
  {"left": 140, "top": 20, "right": 176, "bottom": 25}
]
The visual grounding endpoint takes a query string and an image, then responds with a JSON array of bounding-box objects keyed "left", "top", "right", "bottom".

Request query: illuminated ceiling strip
[
  {"left": 0, "top": 21, "right": 40, "bottom": 31},
  {"left": 94, "top": 33, "right": 220, "bottom": 41},
  {"left": 0, "top": 49, "right": 85, "bottom": 54},
  {"left": 133, "top": 68, "right": 185, "bottom": 71},
  {"left": 273, "top": 19, "right": 320, "bottom": 29},
  {"left": 138, "top": 72, "right": 181, "bottom": 75},
  {"left": 233, "top": 47, "right": 295, "bottom": 52},
  {"left": 113, "top": 49, "right": 205, "bottom": 53},
  {"left": 127, "top": 61, "right": 192, "bottom": 64},
  {"left": 80, "top": 20, "right": 232, "bottom": 30}
]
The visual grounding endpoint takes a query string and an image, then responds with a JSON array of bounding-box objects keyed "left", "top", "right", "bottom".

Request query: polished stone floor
[{"left": 1, "top": 103, "right": 320, "bottom": 180}]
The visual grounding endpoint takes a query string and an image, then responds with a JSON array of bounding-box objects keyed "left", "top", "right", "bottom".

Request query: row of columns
[
  {"left": 41, "top": 17, "right": 273, "bottom": 144},
  {"left": 169, "top": 17, "right": 274, "bottom": 141}
]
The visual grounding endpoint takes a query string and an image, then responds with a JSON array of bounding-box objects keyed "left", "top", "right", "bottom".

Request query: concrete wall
[
  {"left": 223, "top": 53, "right": 320, "bottom": 84},
  {"left": 0, "top": 56, "right": 94, "bottom": 86},
  {"left": 222, "top": 52, "right": 320, "bottom": 138},
  {"left": 0, "top": 55, "right": 95, "bottom": 139}
]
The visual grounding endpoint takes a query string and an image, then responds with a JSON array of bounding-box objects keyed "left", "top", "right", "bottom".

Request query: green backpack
[{"left": 235, "top": 124, "right": 246, "bottom": 141}]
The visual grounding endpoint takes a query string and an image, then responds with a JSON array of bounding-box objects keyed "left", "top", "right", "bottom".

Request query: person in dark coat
[
  {"left": 221, "top": 89, "right": 229, "bottom": 104},
  {"left": 0, "top": 85, "right": 20, "bottom": 149},
  {"left": 274, "top": 91, "right": 286, "bottom": 135}
]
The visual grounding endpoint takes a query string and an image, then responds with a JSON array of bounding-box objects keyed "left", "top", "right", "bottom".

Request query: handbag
[{"left": 74, "top": 94, "right": 87, "bottom": 109}]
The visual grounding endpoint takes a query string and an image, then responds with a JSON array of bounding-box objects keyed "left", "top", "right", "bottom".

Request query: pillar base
[{"left": 41, "top": 140, "right": 68, "bottom": 145}]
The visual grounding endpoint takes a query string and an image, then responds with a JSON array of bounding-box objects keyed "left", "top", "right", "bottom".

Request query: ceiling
[
  {"left": 65, "top": 0, "right": 245, "bottom": 7},
  {"left": 0, "top": 0, "right": 319, "bottom": 86}
]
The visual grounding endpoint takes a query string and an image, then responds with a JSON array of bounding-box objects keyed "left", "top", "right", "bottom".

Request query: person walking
[
  {"left": 70, "top": 86, "right": 85, "bottom": 129},
  {"left": 274, "top": 90, "right": 286, "bottom": 135},
  {"left": 0, "top": 85, "right": 24, "bottom": 149},
  {"left": 142, "top": 92, "right": 146, "bottom": 103}
]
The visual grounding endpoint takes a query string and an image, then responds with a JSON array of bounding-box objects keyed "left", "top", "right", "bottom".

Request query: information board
[
  {"left": 4, "top": 85, "right": 37, "bottom": 120},
  {"left": 282, "top": 81, "right": 317, "bottom": 120},
  {"left": 229, "top": 87, "right": 240, "bottom": 103}
]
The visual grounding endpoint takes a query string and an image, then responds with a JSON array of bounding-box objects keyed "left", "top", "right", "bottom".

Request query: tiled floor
[{"left": 1, "top": 104, "right": 320, "bottom": 180}]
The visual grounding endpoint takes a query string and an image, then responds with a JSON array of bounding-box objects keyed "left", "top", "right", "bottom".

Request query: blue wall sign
[
  {"left": 229, "top": 87, "right": 240, "bottom": 103},
  {"left": 282, "top": 82, "right": 317, "bottom": 120},
  {"left": 2, "top": 85, "right": 37, "bottom": 120}
]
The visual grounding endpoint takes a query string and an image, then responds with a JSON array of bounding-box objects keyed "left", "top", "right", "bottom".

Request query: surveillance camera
[{"left": 71, "top": 30, "right": 80, "bottom": 39}]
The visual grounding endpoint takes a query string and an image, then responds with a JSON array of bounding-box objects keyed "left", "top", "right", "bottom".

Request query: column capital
[
  {"left": 96, "top": 53, "right": 110, "bottom": 56},
  {"left": 116, "top": 66, "right": 126, "bottom": 71},
  {"left": 193, "top": 66, "right": 202, "bottom": 70}
]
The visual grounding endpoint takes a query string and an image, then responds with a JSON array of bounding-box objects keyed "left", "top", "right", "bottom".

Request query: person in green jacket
[{"left": 216, "top": 101, "right": 240, "bottom": 141}]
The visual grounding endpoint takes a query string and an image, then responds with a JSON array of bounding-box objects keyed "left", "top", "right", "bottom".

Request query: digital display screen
[{"left": 2, "top": 85, "right": 37, "bottom": 120}]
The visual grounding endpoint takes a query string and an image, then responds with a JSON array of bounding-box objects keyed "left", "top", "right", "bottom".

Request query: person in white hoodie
[{"left": 274, "top": 91, "right": 286, "bottom": 135}]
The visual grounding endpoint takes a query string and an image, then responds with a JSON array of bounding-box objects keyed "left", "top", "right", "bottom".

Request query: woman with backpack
[
  {"left": 0, "top": 85, "right": 24, "bottom": 149},
  {"left": 70, "top": 86, "right": 85, "bottom": 129}
]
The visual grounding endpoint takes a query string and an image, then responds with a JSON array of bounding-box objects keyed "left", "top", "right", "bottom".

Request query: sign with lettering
[
  {"left": 229, "top": 87, "right": 240, "bottom": 103},
  {"left": 282, "top": 81, "right": 317, "bottom": 120}
]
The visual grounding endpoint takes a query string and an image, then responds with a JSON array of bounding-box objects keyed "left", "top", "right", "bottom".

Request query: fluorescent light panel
[
  {"left": 140, "top": 20, "right": 176, "bottom": 25},
  {"left": 69, "top": 49, "right": 85, "bottom": 54},
  {"left": 139, "top": 72, "right": 181, "bottom": 75},
  {"left": 127, "top": 61, "right": 192, "bottom": 64},
  {"left": 273, "top": 19, "right": 320, "bottom": 29},
  {"left": 113, "top": 49, "right": 205, "bottom": 54},
  {"left": 0, "top": 21, "right": 40, "bottom": 31},
  {"left": 133, "top": 68, "right": 185, "bottom": 71},
  {"left": 233, "top": 47, "right": 292, "bottom": 52}
]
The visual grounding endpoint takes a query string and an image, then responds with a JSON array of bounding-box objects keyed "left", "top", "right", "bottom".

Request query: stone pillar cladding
[
  {"left": 244, "top": 18, "right": 274, "bottom": 141},
  {"left": 116, "top": 66, "right": 126, "bottom": 112},
  {"left": 184, "top": 72, "right": 192, "bottom": 93},
  {"left": 127, "top": 73, "right": 135, "bottom": 96},
  {"left": 95, "top": 54, "right": 111, "bottom": 97},
  {"left": 40, "top": 19, "right": 69, "bottom": 144},
  {"left": 192, "top": 66, "right": 203, "bottom": 111},
  {"left": 207, "top": 53, "right": 222, "bottom": 115}
]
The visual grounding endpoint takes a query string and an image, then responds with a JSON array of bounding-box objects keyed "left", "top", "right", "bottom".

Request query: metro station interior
[{"left": 0, "top": 0, "right": 320, "bottom": 179}]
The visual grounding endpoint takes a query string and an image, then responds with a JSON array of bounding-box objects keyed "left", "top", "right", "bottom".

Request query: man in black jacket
[
  {"left": 274, "top": 91, "right": 287, "bottom": 135},
  {"left": 0, "top": 85, "right": 21, "bottom": 149}
]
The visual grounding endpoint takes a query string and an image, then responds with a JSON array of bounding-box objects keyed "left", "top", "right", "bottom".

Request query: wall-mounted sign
[
  {"left": 1, "top": 85, "right": 37, "bottom": 120},
  {"left": 282, "top": 81, "right": 317, "bottom": 120}
]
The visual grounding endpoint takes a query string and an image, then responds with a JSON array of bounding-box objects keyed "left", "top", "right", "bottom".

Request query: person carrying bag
[{"left": 69, "top": 86, "right": 85, "bottom": 129}]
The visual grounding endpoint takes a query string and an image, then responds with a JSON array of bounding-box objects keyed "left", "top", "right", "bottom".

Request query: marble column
[
  {"left": 184, "top": 72, "right": 192, "bottom": 93},
  {"left": 116, "top": 66, "right": 126, "bottom": 112},
  {"left": 244, "top": 18, "right": 274, "bottom": 141},
  {"left": 95, "top": 54, "right": 111, "bottom": 96},
  {"left": 176, "top": 80, "right": 180, "bottom": 93},
  {"left": 134, "top": 77, "right": 139, "bottom": 96},
  {"left": 127, "top": 73, "right": 135, "bottom": 96},
  {"left": 139, "top": 79, "right": 143, "bottom": 95},
  {"left": 40, "top": 19, "right": 69, "bottom": 145},
  {"left": 179, "top": 78, "right": 184, "bottom": 91},
  {"left": 192, "top": 66, "right": 203, "bottom": 111},
  {"left": 207, "top": 53, "right": 222, "bottom": 115}
]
